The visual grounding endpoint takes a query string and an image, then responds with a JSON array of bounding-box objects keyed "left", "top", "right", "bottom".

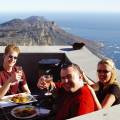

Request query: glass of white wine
[
  {"left": 43, "top": 74, "right": 53, "bottom": 96},
  {"left": 15, "top": 66, "right": 23, "bottom": 82}
]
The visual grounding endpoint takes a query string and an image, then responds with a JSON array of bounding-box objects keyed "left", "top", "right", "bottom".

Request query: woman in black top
[{"left": 84, "top": 59, "right": 120, "bottom": 109}]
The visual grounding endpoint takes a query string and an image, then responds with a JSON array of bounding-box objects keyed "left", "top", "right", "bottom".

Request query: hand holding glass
[{"left": 41, "top": 75, "right": 53, "bottom": 96}]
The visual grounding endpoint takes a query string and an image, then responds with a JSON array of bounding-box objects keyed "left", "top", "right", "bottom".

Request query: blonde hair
[
  {"left": 4, "top": 44, "right": 20, "bottom": 55},
  {"left": 98, "top": 59, "right": 117, "bottom": 85}
]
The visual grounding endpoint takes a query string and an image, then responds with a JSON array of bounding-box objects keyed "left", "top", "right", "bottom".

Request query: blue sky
[{"left": 0, "top": 0, "right": 120, "bottom": 13}]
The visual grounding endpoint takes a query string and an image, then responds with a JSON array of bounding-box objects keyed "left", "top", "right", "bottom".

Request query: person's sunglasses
[
  {"left": 97, "top": 70, "right": 110, "bottom": 73},
  {"left": 8, "top": 55, "right": 18, "bottom": 60}
]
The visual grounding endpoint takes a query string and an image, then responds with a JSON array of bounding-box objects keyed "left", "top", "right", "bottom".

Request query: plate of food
[
  {"left": 9, "top": 93, "right": 37, "bottom": 104},
  {"left": 11, "top": 105, "right": 38, "bottom": 119}
]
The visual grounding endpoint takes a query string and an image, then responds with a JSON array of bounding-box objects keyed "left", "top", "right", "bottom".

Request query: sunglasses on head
[
  {"left": 97, "top": 70, "right": 110, "bottom": 73},
  {"left": 8, "top": 55, "right": 18, "bottom": 60},
  {"left": 61, "top": 62, "right": 73, "bottom": 69}
]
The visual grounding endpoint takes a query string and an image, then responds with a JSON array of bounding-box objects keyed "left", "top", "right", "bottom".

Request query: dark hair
[
  {"left": 61, "top": 62, "right": 83, "bottom": 74},
  {"left": 61, "top": 62, "right": 72, "bottom": 69}
]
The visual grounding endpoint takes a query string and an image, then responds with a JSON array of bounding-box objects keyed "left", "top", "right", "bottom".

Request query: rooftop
[
  {"left": 0, "top": 45, "right": 120, "bottom": 81},
  {"left": 0, "top": 45, "right": 120, "bottom": 120}
]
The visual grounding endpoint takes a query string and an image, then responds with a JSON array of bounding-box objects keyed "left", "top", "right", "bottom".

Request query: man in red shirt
[{"left": 37, "top": 63, "right": 96, "bottom": 120}]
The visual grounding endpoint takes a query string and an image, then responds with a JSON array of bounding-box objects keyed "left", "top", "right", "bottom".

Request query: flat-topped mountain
[{"left": 0, "top": 16, "right": 102, "bottom": 50}]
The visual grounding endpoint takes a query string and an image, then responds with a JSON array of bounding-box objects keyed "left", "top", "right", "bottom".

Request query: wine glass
[
  {"left": 15, "top": 66, "right": 23, "bottom": 82},
  {"left": 42, "top": 74, "right": 53, "bottom": 96}
]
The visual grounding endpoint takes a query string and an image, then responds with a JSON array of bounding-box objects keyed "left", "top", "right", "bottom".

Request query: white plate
[
  {"left": 9, "top": 94, "right": 37, "bottom": 104},
  {"left": 0, "top": 93, "right": 37, "bottom": 107},
  {"left": 11, "top": 105, "right": 39, "bottom": 119}
]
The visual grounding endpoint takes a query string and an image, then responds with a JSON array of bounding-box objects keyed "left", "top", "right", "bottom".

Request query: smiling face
[
  {"left": 60, "top": 66, "right": 83, "bottom": 92},
  {"left": 3, "top": 44, "right": 20, "bottom": 70},
  {"left": 3, "top": 51, "right": 18, "bottom": 68},
  {"left": 97, "top": 63, "right": 113, "bottom": 85}
]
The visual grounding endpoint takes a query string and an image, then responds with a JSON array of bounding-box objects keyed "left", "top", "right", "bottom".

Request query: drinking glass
[
  {"left": 15, "top": 66, "right": 23, "bottom": 82},
  {"left": 42, "top": 74, "right": 53, "bottom": 96}
]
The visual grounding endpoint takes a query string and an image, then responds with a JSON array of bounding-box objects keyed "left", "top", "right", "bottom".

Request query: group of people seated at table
[{"left": 0, "top": 44, "right": 120, "bottom": 120}]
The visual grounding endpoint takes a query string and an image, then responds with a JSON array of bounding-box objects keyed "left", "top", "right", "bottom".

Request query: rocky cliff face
[{"left": 0, "top": 16, "right": 101, "bottom": 50}]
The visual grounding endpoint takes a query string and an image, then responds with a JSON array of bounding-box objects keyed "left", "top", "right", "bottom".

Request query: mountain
[{"left": 0, "top": 16, "right": 102, "bottom": 50}]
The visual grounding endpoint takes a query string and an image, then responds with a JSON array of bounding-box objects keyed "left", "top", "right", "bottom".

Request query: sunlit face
[
  {"left": 4, "top": 51, "right": 18, "bottom": 67},
  {"left": 60, "top": 66, "right": 81, "bottom": 92},
  {"left": 97, "top": 63, "right": 112, "bottom": 84}
]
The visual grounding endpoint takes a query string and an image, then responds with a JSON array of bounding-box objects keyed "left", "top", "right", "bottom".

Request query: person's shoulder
[
  {"left": 108, "top": 83, "right": 120, "bottom": 94},
  {"left": 107, "top": 83, "right": 120, "bottom": 101},
  {"left": 109, "top": 84, "right": 119, "bottom": 91},
  {"left": 110, "top": 81, "right": 120, "bottom": 89},
  {"left": 79, "top": 85, "right": 95, "bottom": 100},
  {"left": 81, "top": 85, "right": 92, "bottom": 94}
]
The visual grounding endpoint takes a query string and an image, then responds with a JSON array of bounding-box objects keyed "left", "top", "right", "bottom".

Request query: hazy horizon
[{"left": 0, "top": 0, "right": 120, "bottom": 13}]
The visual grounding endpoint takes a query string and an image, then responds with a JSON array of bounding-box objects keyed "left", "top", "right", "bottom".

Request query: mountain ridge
[{"left": 0, "top": 16, "right": 102, "bottom": 53}]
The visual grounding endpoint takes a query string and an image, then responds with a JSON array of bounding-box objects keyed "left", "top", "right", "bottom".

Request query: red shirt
[
  {"left": 55, "top": 83, "right": 96, "bottom": 120},
  {"left": 0, "top": 66, "right": 27, "bottom": 95}
]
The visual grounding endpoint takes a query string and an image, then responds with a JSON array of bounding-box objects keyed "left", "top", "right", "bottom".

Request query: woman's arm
[
  {"left": 0, "top": 77, "right": 12, "bottom": 99},
  {"left": 23, "top": 84, "right": 31, "bottom": 94},
  {"left": 87, "top": 85, "right": 102, "bottom": 110},
  {"left": 82, "top": 72, "right": 95, "bottom": 85},
  {"left": 102, "top": 84, "right": 119, "bottom": 108},
  {"left": 102, "top": 94, "right": 116, "bottom": 108},
  {"left": 88, "top": 85, "right": 116, "bottom": 109},
  {"left": 0, "top": 71, "right": 23, "bottom": 98}
]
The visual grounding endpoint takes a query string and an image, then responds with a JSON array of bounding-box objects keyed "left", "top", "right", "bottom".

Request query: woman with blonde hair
[{"left": 84, "top": 58, "right": 120, "bottom": 109}]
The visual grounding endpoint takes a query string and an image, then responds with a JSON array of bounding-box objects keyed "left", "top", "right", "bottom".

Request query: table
[{"left": 0, "top": 93, "right": 56, "bottom": 120}]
